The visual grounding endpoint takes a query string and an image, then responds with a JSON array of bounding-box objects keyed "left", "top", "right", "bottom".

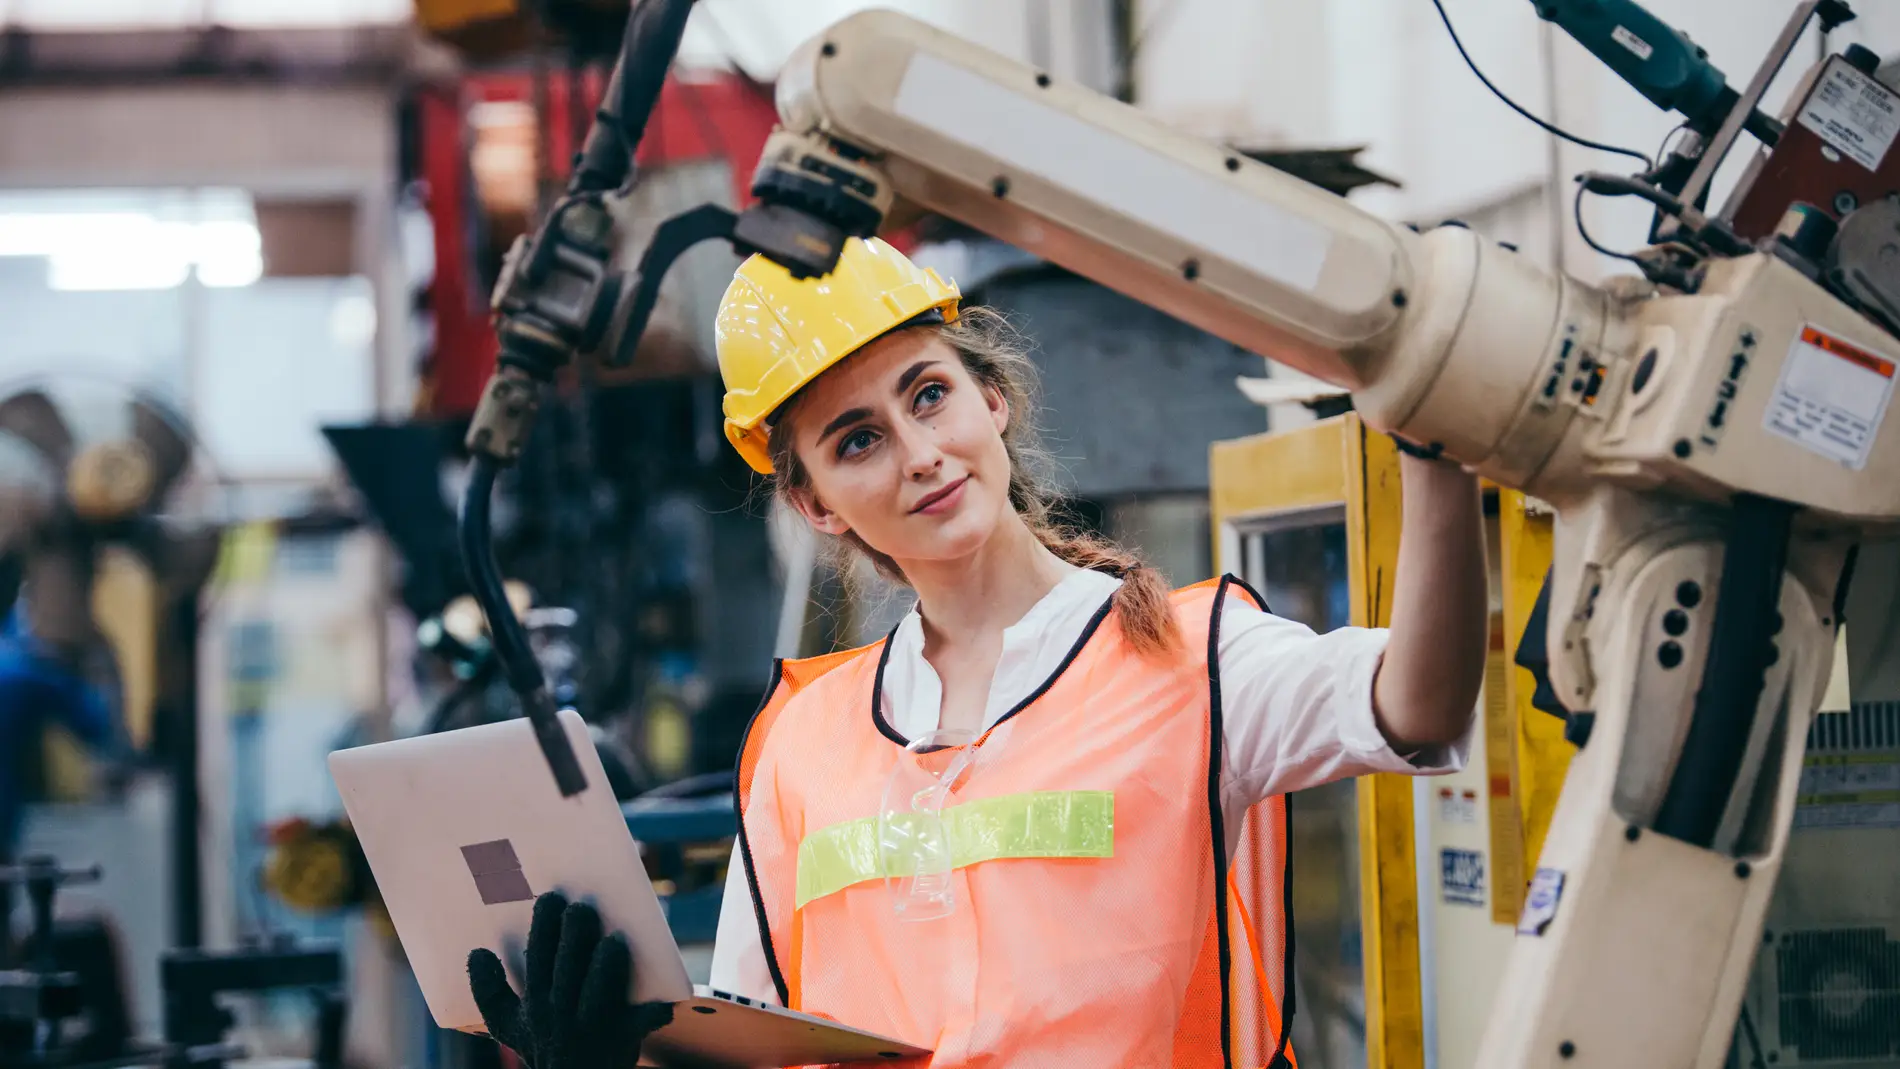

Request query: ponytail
[
  {"left": 1029, "top": 523, "right": 1182, "bottom": 657},
  {"left": 768, "top": 306, "right": 1185, "bottom": 659}
]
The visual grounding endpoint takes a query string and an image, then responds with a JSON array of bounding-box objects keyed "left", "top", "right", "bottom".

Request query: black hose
[
  {"left": 452, "top": 1, "right": 698, "bottom": 797},
  {"left": 459, "top": 459, "right": 535, "bottom": 695},
  {"left": 570, "top": 0, "right": 697, "bottom": 195},
  {"left": 458, "top": 456, "right": 588, "bottom": 795}
]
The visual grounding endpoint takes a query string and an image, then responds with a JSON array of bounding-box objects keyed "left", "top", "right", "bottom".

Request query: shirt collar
[
  {"left": 887, "top": 566, "right": 1120, "bottom": 653},
  {"left": 881, "top": 567, "right": 1124, "bottom": 738}
]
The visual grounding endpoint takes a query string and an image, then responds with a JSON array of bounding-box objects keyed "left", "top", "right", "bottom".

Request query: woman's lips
[{"left": 910, "top": 475, "right": 970, "bottom": 515}]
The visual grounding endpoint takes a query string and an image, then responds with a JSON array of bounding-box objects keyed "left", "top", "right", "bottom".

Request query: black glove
[{"left": 467, "top": 892, "right": 673, "bottom": 1069}]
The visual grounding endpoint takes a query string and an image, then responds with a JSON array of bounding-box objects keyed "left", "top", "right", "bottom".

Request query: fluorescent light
[
  {"left": 192, "top": 220, "right": 264, "bottom": 287},
  {"left": 0, "top": 213, "right": 152, "bottom": 257},
  {"left": 47, "top": 254, "right": 190, "bottom": 292},
  {"left": 0, "top": 211, "right": 264, "bottom": 292}
]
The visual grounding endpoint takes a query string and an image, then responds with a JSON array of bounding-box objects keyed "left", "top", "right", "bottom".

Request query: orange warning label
[{"left": 1801, "top": 325, "right": 1896, "bottom": 378}]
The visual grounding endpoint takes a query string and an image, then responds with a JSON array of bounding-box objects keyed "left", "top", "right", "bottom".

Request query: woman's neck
[{"left": 900, "top": 516, "right": 1077, "bottom": 650}]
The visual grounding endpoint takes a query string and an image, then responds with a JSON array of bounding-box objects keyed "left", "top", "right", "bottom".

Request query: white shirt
[{"left": 707, "top": 568, "right": 1469, "bottom": 1004}]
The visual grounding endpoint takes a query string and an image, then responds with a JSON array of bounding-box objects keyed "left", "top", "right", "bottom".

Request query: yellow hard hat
[{"left": 715, "top": 236, "right": 960, "bottom": 474}]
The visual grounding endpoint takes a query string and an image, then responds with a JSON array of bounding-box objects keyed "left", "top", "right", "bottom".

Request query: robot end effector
[{"left": 742, "top": 9, "right": 1900, "bottom": 533}]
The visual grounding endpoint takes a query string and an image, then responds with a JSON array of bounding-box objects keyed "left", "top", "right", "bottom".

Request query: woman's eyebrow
[
  {"left": 895, "top": 360, "right": 940, "bottom": 394},
  {"left": 818, "top": 407, "right": 873, "bottom": 444}
]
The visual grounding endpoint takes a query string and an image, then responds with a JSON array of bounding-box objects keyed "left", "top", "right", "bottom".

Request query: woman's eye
[
  {"left": 915, "top": 383, "right": 947, "bottom": 409},
  {"left": 839, "top": 428, "right": 878, "bottom": 458}
]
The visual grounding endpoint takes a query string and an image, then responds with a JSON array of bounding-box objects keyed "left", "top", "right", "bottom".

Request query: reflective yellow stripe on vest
[{"left": 795, "top": 790, "right": 1115, "bottom": 908}]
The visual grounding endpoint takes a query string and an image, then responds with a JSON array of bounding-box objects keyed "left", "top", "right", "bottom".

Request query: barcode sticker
[
  {"left": 1798, "top": 61, "right": 1900, "bottom": 171},
  {"left": 1763, "top": 325, "right": 1897, "bottom": 469}
]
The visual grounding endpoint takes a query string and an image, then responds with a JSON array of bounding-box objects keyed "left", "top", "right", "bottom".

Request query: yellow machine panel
[
  {"left": 1211, "top": 414, "right": 1422, "bottom": 1069},
  {"left": 1210, "top": 416, "right": 1581, "bottom": 1069}
]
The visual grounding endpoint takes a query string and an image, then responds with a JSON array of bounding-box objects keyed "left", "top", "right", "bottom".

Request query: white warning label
[
  {"left": 1763, "top": 325, "right": 1897, "bottom": 470},
  {"left": 1436, "top": 787, "right": 1479, "bottom": 826},
  {"left": 1794, "top": 753, "right": 1900, "bottom": 830},
  {"left": 1798, "top": 61, "right": 1900, "bottom": 172}
]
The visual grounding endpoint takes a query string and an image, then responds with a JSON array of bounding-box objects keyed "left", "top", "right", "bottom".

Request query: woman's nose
[{"left": 893, "top": 420, "right": 944, "bottom": 479}]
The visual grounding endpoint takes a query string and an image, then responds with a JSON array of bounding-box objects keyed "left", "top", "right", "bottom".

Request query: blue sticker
[
  {"left": 1518, "top": 867, "right": 1567, "bottom": 936},
  {"left": 1440, "top": 847, "right": 1486, "bottom": 907}
]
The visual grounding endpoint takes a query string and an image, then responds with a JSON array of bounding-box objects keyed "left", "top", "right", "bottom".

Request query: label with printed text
[
  {"left": 1798, "top": 61, "right": 1900, "bottom": 171},
  {"left": 1437, "top": 787, "right": 1479, "bottom": 825},
  {"left": 1763, "top": 325, "right": 1896, "bottom": 470},
  {"left": 1611, "top": 25, "right": 1654, "bottom": 61},
  {"left": 1440, "top": 848, "right": 1486, "bottom": 908},
  {"left": 1795, "top": 752, "right": 1900, "bottom": 830}
]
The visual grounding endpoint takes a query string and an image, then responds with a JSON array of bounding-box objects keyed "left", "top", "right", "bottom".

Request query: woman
[{"left": 467, "top": 237, "right": 1488, "bottom": 1068}]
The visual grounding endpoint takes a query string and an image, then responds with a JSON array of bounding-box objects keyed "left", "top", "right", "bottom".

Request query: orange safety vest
[{"left": 735, "top": 576, "right": 1296, "bottom": 1068}]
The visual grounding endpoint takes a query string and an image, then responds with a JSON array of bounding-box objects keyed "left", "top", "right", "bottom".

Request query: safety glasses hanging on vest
[{"left": 876, "top": 729, "right": 979, "bottom": 922}]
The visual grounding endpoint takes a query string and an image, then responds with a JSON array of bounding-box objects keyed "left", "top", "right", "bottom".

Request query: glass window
[
  {"left": 196, "top": 275, "right": 377, "bottom": 479},
  {"left": 0, "top": 186, "right": 375, "bottom": 481},
  {"left": 0, "top": 188, "right": 200, "bottom": 401}
]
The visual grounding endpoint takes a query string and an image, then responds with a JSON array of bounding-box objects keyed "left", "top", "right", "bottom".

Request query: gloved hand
[{"left": 467, "top": 892, "right": 673, "bottom": 1069}]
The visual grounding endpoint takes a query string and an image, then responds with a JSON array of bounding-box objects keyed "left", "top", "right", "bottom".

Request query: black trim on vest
[
  {"left": 868, "top": 592, "right": 1117, "bottom": 748},
  {"left": 986, "top": 595, "right": 1116, "bottom": 735},
  {"left": 1228, "top": 574, "right": 1272, "bottom": 618},
  {"left": 868, "top": 619, "right": 910, "bottom": 746},
  {"left": 734, "top": 658, "right": 793, "bottom": 1007},
  {"left": 1268, "top": 791, "right": 1297, "bottom": 1069},
  {"left": 1221, "top": 575, "right": 1300, "bottom": 1067},
  {"left": 1207, "top": 576, "right": 1237, "bottom": 1069}
]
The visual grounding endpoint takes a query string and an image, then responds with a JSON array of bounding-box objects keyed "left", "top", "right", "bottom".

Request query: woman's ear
[
  {"left": 983, "top": 381, "right": 1010, "bottom": 436},
  {"left": 786, "top": 485, "right": 852, "bottom": 537}
]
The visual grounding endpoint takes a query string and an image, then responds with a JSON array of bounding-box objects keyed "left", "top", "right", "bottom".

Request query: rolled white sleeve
[
  {"left": 707, "top": 842, "right": 783, "bottom": 1005},
  {"left": 1216, "top": 595, "right": 1470, "bottom": 814}
]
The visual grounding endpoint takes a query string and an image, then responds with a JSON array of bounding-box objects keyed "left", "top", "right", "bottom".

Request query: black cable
[
  {"left": 1581, "top": 171, "right": 1687, "bottom": 217},
  {"left": 1580, "top": 170, "right": 1753, "bottom": 256},
  {"left": 1573, "top": 180, "right": 1647, "bottom": 267},
  {"left": 459, "top": 459, "right": 543, "bottom": 699},
  {"left": 1430, "top": 0, "right": 1654, "bottom": 170},
  {"left": 569, "top": 0, "right": 695, "bottom": 196},
  {"left": 459, "top": 454, "right": 588, "bottom": 794},
  {"left": 1656, "top": 120, "right": 1692, "bottom": 165}
]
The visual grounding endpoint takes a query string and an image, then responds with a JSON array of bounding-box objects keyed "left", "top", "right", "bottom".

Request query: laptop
[{"left": 329, "top": 710, "right": 930, "bottom": 1068}]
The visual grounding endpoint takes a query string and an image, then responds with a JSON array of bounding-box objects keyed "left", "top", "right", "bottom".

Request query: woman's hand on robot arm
[{"left": 467, "top": 892, "right": 673, "bottom": 1069}]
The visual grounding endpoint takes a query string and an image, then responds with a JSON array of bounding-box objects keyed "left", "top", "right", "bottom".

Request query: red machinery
[{"left": 413, "top": 66, "right": 779, "bottom": 417}]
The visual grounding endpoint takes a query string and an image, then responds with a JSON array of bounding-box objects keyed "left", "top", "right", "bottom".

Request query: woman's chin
[{"left": 881, "top": 506, "right": 1004, "bottom": 565}]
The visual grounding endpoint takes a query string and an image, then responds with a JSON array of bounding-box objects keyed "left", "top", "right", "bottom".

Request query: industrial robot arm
[
  {"left": 455, "top": 1, "right": 1897, "bottom": 1063},
  {"left": 750, "top": 10, "right": 1895, "bottom": 519},
  {"left": 728, "top": 9, "right": 1899, "bottom": 1068}
]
